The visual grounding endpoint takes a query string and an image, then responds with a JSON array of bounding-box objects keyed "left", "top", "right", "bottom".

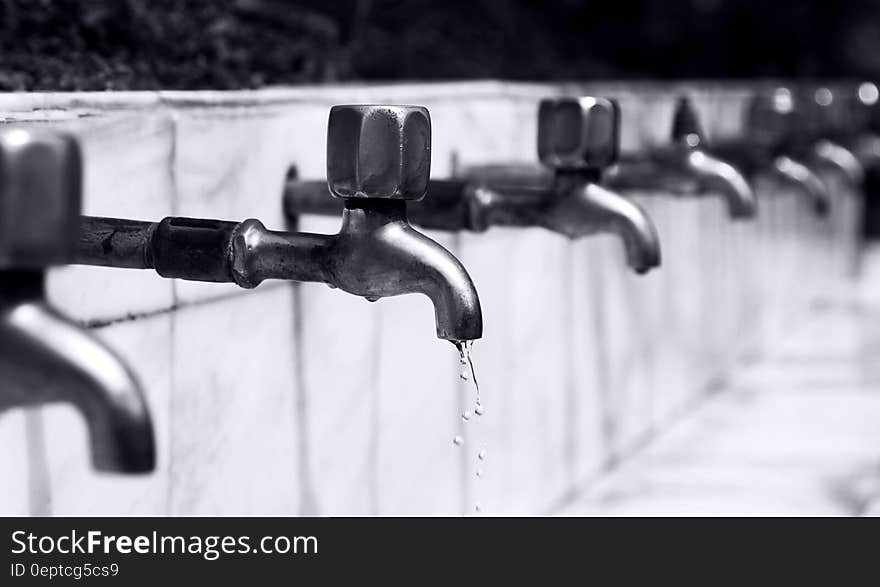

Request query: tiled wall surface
[{"left": 0, "top": 82, "right": 857, "bottom": 515}]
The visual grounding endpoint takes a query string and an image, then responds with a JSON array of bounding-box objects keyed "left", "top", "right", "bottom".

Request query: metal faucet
[
  {"left": 801, "top": 86, "right": 866, "bottom": 186},
  {"left": 803, "top": 82, "right": 880, "bottom": 178},
  {"left": 711, "top": 87, "right": 832, "bottom": 217},
  {"left": 604, "top": 96, "right": 758, "bottom": 219},
  {"left": 286, "top": 96, "right": 662, "bottom": 274},
  {"left": 0, "top": 128, "right": 156, "bottom": 473},
  {"left": 850, "top": 81, "right": 880, "bottom": 167},
  {"left": 73, "top": 105, "right": 483, "bottom": 342}
]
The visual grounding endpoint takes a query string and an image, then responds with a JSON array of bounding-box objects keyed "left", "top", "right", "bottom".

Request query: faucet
[
  {"left": 286, "top": 96, "right": 662, "bottom": 274},
  {"left": 710, "top": 87, "right": 833, "bottom": 217},
  {"left": 73, "top": 105, "right": 483, "bottom": 342},
  {"left": 0, "top": 128, "right": 156, "bottom": 473},
  {"left": 801, "top": 86, "right": 866, "bottom": 186},
  {"left": 604, "top": 96, "right": 757, "bottom": 219},
  {"left": 804, "top": 82, "right": 880, "bottom": 183},
  {"left": 850, "top": 81, "right": 880, "bottom": 168}
]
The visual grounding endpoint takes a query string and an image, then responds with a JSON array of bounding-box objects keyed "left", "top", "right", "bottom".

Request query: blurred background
[
  {"left": 3, "top": 1, "right": 880, "bottom": 517},
  {"left": 2, "top": 0, "right": 880, "bottom": 90},
  {"left": 6, "top": 0, "right": 878, "bottom": 234}
]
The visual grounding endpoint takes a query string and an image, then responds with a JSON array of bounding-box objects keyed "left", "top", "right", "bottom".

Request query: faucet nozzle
[
  {"left": 0, "top": 129, "right": 155, "bottom": 473},
  {"left": 536, "top": 96, "right": 662, "bottom": 273},
  {"left": 324, "top": 105, "right": 483, "bottom": 341}
]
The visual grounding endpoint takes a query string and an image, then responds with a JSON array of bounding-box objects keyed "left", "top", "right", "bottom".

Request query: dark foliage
[{"left": 0, "top": 0, "right": 878, "bottom": 91}]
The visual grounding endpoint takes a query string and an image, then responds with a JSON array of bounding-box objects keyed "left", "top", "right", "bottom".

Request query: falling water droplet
[
  {"left": 452, "top": 341, "right": 481, "bottom": 401},
  {"left": 478, "top": 449, "right": 486, "bottom": 460},
  {"left": 474, "top": 503, "right": 482, "bottom": 513},
  {"left": 461, "top": 411, "right": 471, "bottom": 423},
  {"left": 475, "top": 403, "right": 485, "bottom": 416},
  {"left": 452, "top": 435, "right": 463, "bottom": 446},
  {"left": 476, "top": 469, "right": 484, "bottom": 478}
]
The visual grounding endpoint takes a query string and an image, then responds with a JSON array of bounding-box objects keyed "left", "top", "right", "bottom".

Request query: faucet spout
[
  {"left": 812, "top": 140, "right": 865, "bottom": 186},
  {"left": 227, "top": 200, "right": 482, "bottom": 341},
  {"left": 333, "top": 200, "right": 483, "bottom": 341},
  {"left": 772, "top": 155, "right": 832, "bottom": 216},
  {"left": 683, "top": 150, "right": 758, "bottom": 219},
  {"left": 0, "top": 271, "right": 155, "bottom": 473},
  {"left": 606, "top": 148, "right": 757, "bottom": 219},
  {"left": 545, "top": 180, "right": 661, "bottom": 274}
]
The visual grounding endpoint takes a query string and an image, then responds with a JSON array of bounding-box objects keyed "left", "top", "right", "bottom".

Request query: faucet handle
[
  {"left": 537, "top": 96, "right": 620, "bottom": 172},
  {"left": 0, "top": 128, "right": 82, "bottom": 269},
  {"left": 809, "top": 85, "right": 868, "bottom": 137},
  {"left": 671, "top": 96, "right": 705, "bottom": 147},
  {"left": 326, "top": 104, "right": 431, "bottom": 201},
  {"left": 799, "top": 86, "right": 845, "bottom": 138},
  {"left": 746, "top": 87, "right": 800, "bottom": 146}
]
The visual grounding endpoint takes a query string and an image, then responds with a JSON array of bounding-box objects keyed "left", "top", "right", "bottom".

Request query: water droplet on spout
[{"left": 365, "top": 295, "right": 380, "bottom": 302}]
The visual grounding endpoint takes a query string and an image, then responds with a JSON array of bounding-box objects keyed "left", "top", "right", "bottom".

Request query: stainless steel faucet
[
  {"left": 0, "top": 128, "right": 156, "bottom": 473},
  {"left": 286, "top": 96, "right": 662, "bottom": 274},
  {"left": 803, "top": 82, "right": 880, "bottom": 179},
  {"left": 850, "top": 81, "right": 880, "bottom": 167},
  {"left": 74, "top": 105, "right": 483, "bottom": 342},
  {"left": 711, "top": 87, "right": 832, "bottom": 217},
  {"left": 605, "top": 96, "right": 758, "bottom": 220},
  {"left": 802, "top": 86, "right": 866, "bottom": 186}
]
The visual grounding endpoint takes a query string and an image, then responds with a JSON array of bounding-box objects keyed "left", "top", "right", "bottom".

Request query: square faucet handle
[
  {"left": 746, "top": 87, "right": 801, "bottom": 144},
  {"left": 0, "top": 129, "right": 82, "bottom": 269},
  {"left": 671, "top": 96, "right": 706, "bottom": 147},
  {"left": 537, "top": 96, "right": 620, "bottom": 172},
  {"left": 808, "top": 86, "right": 860, "bottom": 136},
  {"left": 849, "top": 81, "right": 879, "bottom": 132},
  {"left": 327, "top": 105, "right": 431, "bottom": 201}
]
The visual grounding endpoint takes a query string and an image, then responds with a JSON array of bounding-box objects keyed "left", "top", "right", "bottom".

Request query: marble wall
[{"left": 0, "top": 82, "right": 857, "bottom": 515}]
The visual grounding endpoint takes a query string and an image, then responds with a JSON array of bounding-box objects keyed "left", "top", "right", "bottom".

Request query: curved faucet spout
[
  {"left": 604, "top": 148, "right": 757, "bottom": 220},
  {"left": 230, "top": 201, "right": 483, "bottom": 342},
  {"left": 812, "top": 140, "right": 865, "bottom": 186},
  {"left": 336, "top": 205, "right": 482, "bottom": 341},
  {"left": 545, "top": 183, "right": 662, "bottom": 274},
  {"left": 0, "top": 275, "right": 155, "bottom": 473},
  {"left": 854, "top": 134, "right": 880, "bottom": 168},
  {"left": 772, "top": 155, "right": 832, "bottom": 216},
  {"left": 684, "top": 150, "right": 758, "bottom": 219}
]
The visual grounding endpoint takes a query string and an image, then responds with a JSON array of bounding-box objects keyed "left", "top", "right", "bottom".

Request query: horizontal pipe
[
  {"left": 284, "top": 178, "right": 556, "bottom": 232},
  {"left": 284, "top": 179, "right": 476, "bottom": 231},
  {"left": 75, "top": 216, "right": 241, "bottom": 283},
  {"left": 75, "top": 216, "right": 156, "bottom": 269}
]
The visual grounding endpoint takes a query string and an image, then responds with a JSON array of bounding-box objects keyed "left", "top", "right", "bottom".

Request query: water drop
[
  {"left": 478, "top": 449, "right": 486, "bottom": 460},
  {"left": 474, "top": 503, "right": 482, "bottom": 513},
  {"left": 461, "top": 411, "right": 471, "bottom": 422},
  {"left": 452, "top": 340, "right": 481, "bottom": 400},
  {"left": 475, "top": 403, "right": 485, "bottom": 416},
  {"left": 476, "top": 468, "right": 484, "bottom": 478},
  {"left": 365, "top": 295, "right": 380, "bottom": 303},
  {"left": 452, "top": 435, "right": 463, "bottom": 446}
]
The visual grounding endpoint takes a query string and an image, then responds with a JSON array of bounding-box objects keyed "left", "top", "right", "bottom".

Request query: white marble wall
[{"left": 0, "top": 82, "right": 856, "bottom": 516}]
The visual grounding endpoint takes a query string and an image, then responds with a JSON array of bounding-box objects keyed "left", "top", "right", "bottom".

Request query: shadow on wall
[{"left": 2, "top": 0, "right": 880, "bottom": 90}]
